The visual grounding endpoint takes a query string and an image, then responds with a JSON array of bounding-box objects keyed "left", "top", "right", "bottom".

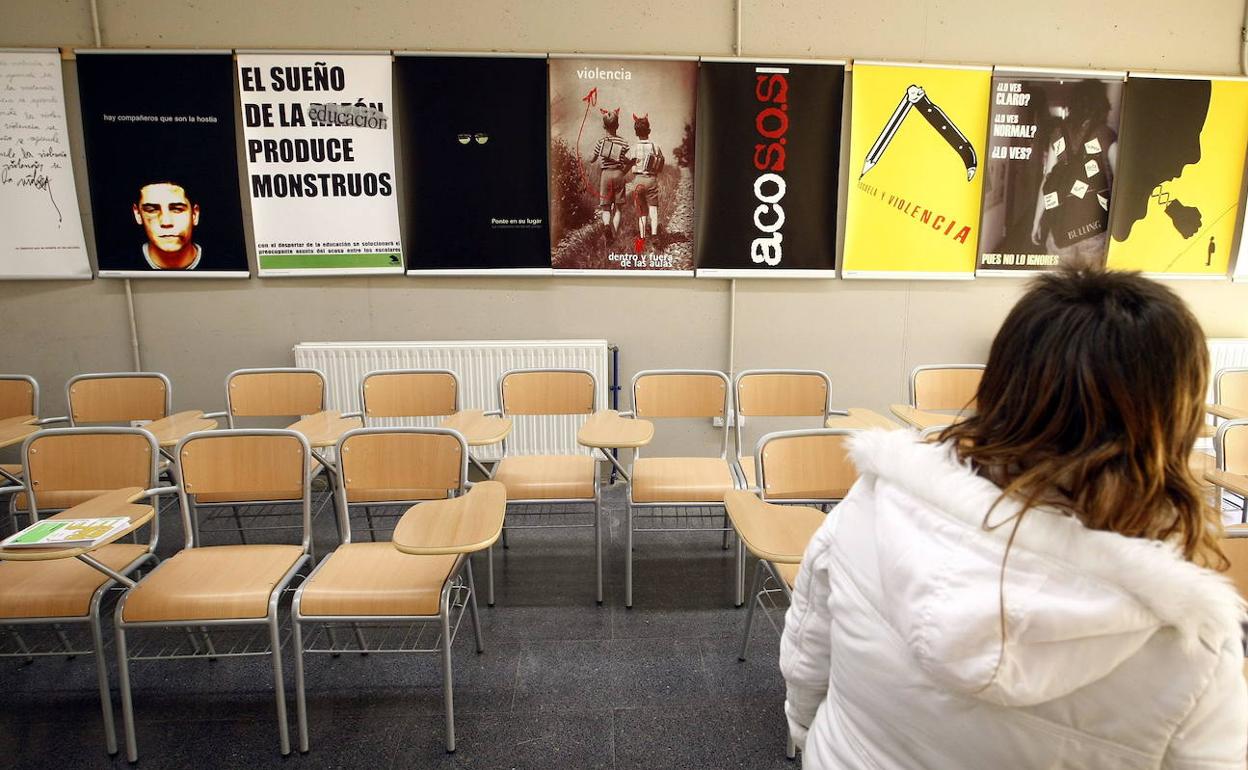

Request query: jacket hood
[{"left": 848, "top": 429, "right": 1245, "bottom": 707}]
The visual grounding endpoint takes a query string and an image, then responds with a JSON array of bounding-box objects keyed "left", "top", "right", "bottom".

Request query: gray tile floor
[{"left": 0, "top": 483, "right": 799, "bottom": 769}]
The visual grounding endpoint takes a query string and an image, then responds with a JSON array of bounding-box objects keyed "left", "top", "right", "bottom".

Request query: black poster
[
  {"left": 695, "top": 59, "right": 844, "bottom": 275},
  {"left": 77, "top": 51, "right": 248, "bottom": 277},
  {"left": 977, "top": 72, "right": 1123, "bottom": 274},
  {"left": 397, "top": 54, "right": 551, "bottom": 273}
]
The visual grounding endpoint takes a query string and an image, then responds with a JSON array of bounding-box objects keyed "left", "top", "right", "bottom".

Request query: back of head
[{"left": 942, "top": 268, "right": 1217, "bottom": 566}]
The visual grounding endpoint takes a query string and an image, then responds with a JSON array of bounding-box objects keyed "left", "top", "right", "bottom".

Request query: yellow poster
[
  {"left": 1106, "top": 75, "right": 1248, "bottom": 277},
  {"left": 842, "top": 62, "right": 991, "bottom": 279}
]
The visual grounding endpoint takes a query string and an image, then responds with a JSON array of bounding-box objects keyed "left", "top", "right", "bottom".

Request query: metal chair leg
[
  {"left": 90, "top": 611, "right": 118, "bottom": 756},
  {"left": 441, "top": 603, "right": 456, "bottom": 753},
  {"left": 722, "top": 509, "right": 731, "bottom": 550},
  {"left": 501, "top": 525, "right": 509, "bottom": 549},
  {"left": 594, "top": 493, "right": 604, "bottom": 605},
  {"left": 293, "top": 618, "right": 309, "bottom": 754},
  {"left": 735, "top": 538, "right": 746, "bottom": 607},
  {"left": 115, "top": 625, "right": 138, "bottom": 763},
  {"left": 269, "top": 617, "right": 292, "bottom": 756},
  {"left": 739, "top": 560, "right": 765, "bottom": 661},
  {"left": 465, "top": 559, "right": 484, "bottom": 654},
  {"left": 486, "top": 545, "right": 495, "bottom": 607},
  {"left": 625, "top": 501, "right": 634, "bottom": 608}
]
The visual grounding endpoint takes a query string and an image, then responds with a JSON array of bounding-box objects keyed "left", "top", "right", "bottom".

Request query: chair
[
  {"left": 625, "top": 369, "right": 740, "bottom": 608},
  {"left": 1, "top": 374, "right": 68, "bottom": 518},
  {"left": 113, "top": 429, "right": 313, "bottom": 762},
  {"left": 727, "top": 427, "right": 862, "bottom": 761},
  {"left": 732, "top": 369, "right": 834, "bottom": 492},
  {"left": 1207, "top": 419, "right": 1248, "bottom": 523},
  {"left": 0, "top": 427, "right": 169, "bottom": 757},
  {"left": 292, "top": 427, "right": 499, "bottom": 754},
  {"left": 205, "top": 368, "right": 340, "bottom": 546},
  {"left": 491, "top": 368, "right": 601, "bottom": 604},
  {"left": 66, "top": 372, "right": 171, "bottom": 427},
  {"left": 909, "top": 364, "right": 984, "bottom": 411},
  {"left": 1213, "top": 368, "right": 1248, "bottom": 418},
  {"left": 354, "top": 369, "right": 462, "bottom": 537}
]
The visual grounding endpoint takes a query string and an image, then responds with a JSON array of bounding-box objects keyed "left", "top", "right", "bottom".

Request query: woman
[{"left": 781, "top": 269, "right": 1247, "bottom": 769}]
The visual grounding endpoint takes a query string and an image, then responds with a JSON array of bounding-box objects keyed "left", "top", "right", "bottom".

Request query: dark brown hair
[{"left": 941, "top": 267, "right": 1222, "bottom": 569}]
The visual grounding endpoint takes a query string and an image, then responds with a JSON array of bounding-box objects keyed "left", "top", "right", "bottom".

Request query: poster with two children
[{"left": 548, "top": 56, "right": 698, "bottom": 274}]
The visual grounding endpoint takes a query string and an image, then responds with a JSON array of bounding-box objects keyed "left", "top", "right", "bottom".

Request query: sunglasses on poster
[{"left": 456, "top": 132, "right": 490, "bottom": 145}]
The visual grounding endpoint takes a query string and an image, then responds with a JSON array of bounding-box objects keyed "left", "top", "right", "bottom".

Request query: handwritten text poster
[{"left": 0, "top": 50, "right": 90, "bottom": 279}]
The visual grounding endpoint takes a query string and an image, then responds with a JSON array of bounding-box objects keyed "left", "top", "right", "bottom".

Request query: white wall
[{"left": 2, "top": 0, "right": 1247, "bottom": 454}]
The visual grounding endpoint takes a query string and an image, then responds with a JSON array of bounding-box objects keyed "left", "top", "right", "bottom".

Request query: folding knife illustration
[{"left": 860, "top": 85, "right": 978, "bottom": 181}]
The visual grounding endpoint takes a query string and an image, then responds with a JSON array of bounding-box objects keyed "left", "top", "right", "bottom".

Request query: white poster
[
  {"left": 237, "top": 52, "right": 403, "bottom": 276},
  {"left": 0, "top": 50, "right": 90, "bottom": 280}
]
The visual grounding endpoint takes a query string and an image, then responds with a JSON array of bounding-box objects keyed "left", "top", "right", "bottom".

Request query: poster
[
  {"left": 842, "top": 61, "right": 991, "bottom": 279},
  {"left": 0, "top": 50, "right": 90, "bottom": 280},
  {"left": 695, "top": 58, "right": 845, "bottom": 277},
  {"left": 548, "top": 56, "right": 698, "bottom": 275},
  {"left": 397, "top": 54, "right": 550, "bottom": 275},
  {"left": 977, "top": 69, "right": 1124, "bottom": 275},
  {"left": 238, "top": 52, "right": 403, "bottom": 276},
  {"left": 1106, "top": 73, "right": 1248, "bottom": 278},
  {"left": 77, "top": 50, "right": 247, "bottom": 278}
]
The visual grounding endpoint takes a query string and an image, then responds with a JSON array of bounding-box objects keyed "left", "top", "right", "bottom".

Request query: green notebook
[{"left": 1, "top": 517, "right": 132, "bottom": 549}]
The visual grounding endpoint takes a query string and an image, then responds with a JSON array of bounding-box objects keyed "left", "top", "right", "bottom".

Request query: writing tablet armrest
[{"left": 392, "top": 481, "right": 507, "bottom": 555}]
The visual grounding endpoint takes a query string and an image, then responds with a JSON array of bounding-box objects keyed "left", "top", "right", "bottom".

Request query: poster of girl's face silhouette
[
  {"left": 1106, "top": 74, "right": 1248, "bottom": 277},
  {"left": 977, "top": 72, "right": 1123, "bottom": 275}
]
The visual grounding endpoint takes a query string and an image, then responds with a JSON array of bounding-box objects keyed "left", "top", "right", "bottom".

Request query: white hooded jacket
[{"left": 780, "top": 429, "right": 1248, "bottom": 769}]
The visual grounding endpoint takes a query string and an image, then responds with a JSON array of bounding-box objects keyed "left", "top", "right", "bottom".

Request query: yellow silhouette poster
[
  {"left": 842, "top": 62, "right": 991, "bottom": 279},
  {"left": 1106, "top": 74, "right": 1248, "bottom": 277}
]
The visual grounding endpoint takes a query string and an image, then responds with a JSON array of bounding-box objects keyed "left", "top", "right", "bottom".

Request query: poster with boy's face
[
  {"left": 77, "top": 51, "right": 248, "bottom": 277},
  {"left": 548, "top": 57, "right": 698, "bottom": 274}
]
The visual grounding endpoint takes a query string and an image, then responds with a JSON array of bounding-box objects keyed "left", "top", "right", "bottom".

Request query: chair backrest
[
  {"left": 335, "top": 428, "right": 469, "bottom": 541},
  {"left": 22, "top": 427, "right": 159, "bottom": 516},
  {"left": 225, "top": 368, "right": 325, "bottom": 425},
  {"left": 0, "top": 374, "right": 37, "bottom": 421},
  {"left": 175, "top": 429, "right": 311, "bottom": 549},
  {"left": 500, "top": 368, "right": 596, "bottom": 416},
  {"left": 756, "top": 429, "right": 860, "bottom": 502},
  {"left": 1220, "top": 530, "right": 1248, "bottom": 603},
  {"left": 67, "top": 372, "right": 171, "bottom": 425},
  {"left": 1216, "top": 368, "right": 1248, "bottom": 411},
  {"left": 633, "top": 370, "right": 729, "bottom": 419},
  {"left": 910, "top": 365, "right": 984, "bottom": 411},
  {"left": 734, "top": 369, "right": 831, "bottom": 457},
  {"left": 1215, "top": 419, "right": 1248, "bottom": 476},
  {"left": 361, "top": 369, "right": 459, "bottom": 420}
]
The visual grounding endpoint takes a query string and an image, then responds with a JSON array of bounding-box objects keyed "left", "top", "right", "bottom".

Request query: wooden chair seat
[
  {"left": 631, "top": 457, "right": 736, "bottom": 504},
  {"left": 773, "top": 562, "right": 799, "bottom": 590},
  {"left": 298, "top": 542, "right": 458, "bottom": 617},
  {"left": 345, "top": 487, "right": 448, "bottom": 504},
  {"left": 0, "top": 463, "right": 20, "bottom": 478},
  {"left": 493, "top": 455, "right": 596, "bottom": 500},
  {"left": 0, "top": 543, "right": 149, "bottom": 619},
  {"left": 723, "top": 490, "right": 824, "bottom": 562},
  {"left": 122, "top": 544, "right": 304, "bottom": 622}
]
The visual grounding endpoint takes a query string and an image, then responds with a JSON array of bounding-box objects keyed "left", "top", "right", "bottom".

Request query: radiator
[
  {"left": 1209, "top": 339, "right": 1248, "bottom": 392},
  {"left": 292, "top": 340, "right": 610, "bottom": 462}
]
